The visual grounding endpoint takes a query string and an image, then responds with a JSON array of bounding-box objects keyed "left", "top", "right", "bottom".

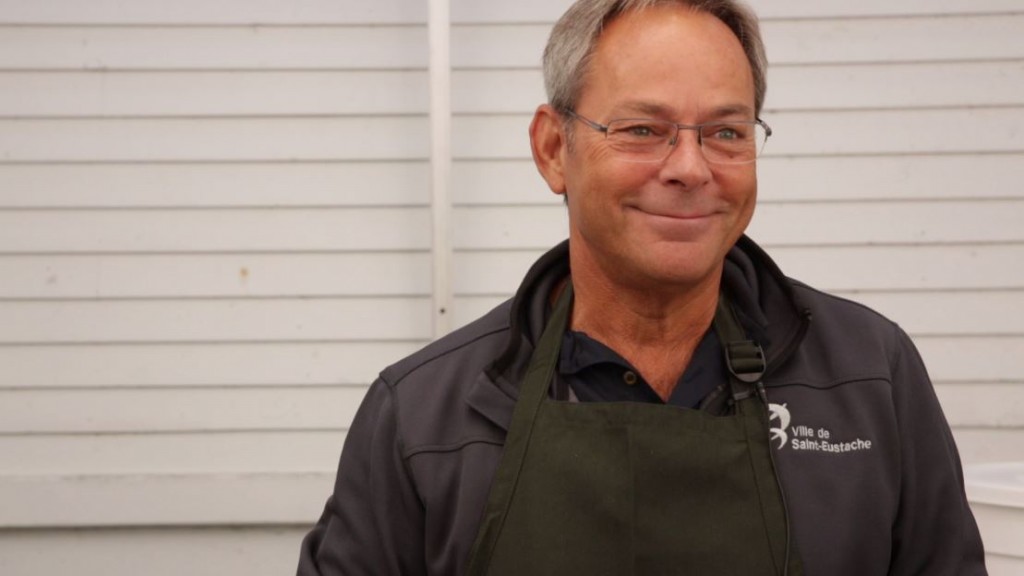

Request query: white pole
[{"left": 428, "top": 0, "right": 453, "bottom": 338}]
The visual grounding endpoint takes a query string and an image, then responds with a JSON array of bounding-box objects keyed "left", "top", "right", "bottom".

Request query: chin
[
  {"left": 629, "top": 249, "right": 722, "bottom": 289},
  {"left": 618, "top": 253, "right": 716, "bottom": 289}
]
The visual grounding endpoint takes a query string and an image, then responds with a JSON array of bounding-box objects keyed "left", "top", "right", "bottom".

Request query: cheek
[
  {"left": 591, "top": 156, "right": 661, "bottom": 199},
  {"left": 565, "top": 146, "right": 640, "bottom": 203},
  {"left": 714, "top": 167, "right": 758, "bottom": 205}
]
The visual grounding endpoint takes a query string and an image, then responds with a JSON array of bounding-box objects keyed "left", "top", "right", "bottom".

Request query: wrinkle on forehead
[{"left": 578, "top": 5, "right": 756, "bottom": 122}]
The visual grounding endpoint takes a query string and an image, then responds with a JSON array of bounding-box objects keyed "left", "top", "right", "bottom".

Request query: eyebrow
[
  {"left": 707, "top": 104, "right": 756, "bottom": 120},
  {"left": 613, "top": 101, "right": 755, "bottom": 121}
]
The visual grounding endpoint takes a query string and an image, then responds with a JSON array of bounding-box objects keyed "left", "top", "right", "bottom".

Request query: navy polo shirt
[{"left": 558, "top": 327, "right": 725, "bottom": 409}]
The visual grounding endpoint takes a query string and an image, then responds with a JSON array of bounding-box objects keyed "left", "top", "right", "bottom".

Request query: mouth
[
  {"left": 650, "top": 211, "right": 712, "bottom": 220},
  {"left": 627, "top": 205, "right": 722, "bottom": 239},
  {"left": 631, "top": 206, "right": 718, "bottom": 221}
]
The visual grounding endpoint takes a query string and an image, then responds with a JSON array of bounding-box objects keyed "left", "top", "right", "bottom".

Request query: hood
[{"left": 489, "top": 236, "right": 811, "bottom": 383}]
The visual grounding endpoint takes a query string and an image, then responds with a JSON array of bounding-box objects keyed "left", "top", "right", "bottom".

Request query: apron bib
[{"left": 466, "top": 284, "right": 803, "bottom": 576}]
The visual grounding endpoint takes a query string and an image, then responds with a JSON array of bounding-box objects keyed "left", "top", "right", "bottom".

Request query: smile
[
  {"left": 630, "top": 206, "right": 719, "bottom": 221},
  {"left": 648, "top": 211, "right": 713, "bottom": 220},
  {"left": 628, "top": 206, "right": 721, "bottom": 239}
]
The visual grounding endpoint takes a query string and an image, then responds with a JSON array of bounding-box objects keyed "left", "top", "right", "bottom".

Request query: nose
[{"left": 659, "top": 127, "right": 712, "bottom": 189}]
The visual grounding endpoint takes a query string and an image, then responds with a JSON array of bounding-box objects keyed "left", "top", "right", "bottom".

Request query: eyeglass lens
[{"left": 605, "top": 120, "right": 767, "bottom": 163}]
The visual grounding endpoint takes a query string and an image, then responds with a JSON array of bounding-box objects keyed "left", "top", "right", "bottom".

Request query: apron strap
[
  {"left": 464, "top": 281, "right": 574, "bottom": 575},
  {"left": 715, "top": 293, "right": 797, "bottom": 576},
  {"left": 714, "top": 292, "right": 766, "bottom": 403}
]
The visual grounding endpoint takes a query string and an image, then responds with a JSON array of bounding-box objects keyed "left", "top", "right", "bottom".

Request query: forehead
[{"left": 581, "top": 5, "right": 755, "bottom": 117}]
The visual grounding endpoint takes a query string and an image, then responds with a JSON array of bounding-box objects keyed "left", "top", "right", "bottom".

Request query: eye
[
  {"left": 626, "top": 124, "right": 656, "bottom": 137},
  {"left": 610, "top": 121, "right": 670, "bottom": 140},
  {"left": 707, "top": 124, "right": 747, "bottom": 141}
]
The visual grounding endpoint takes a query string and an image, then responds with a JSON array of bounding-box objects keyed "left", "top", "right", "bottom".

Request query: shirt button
[{"left": 623, "top": 371, "right": 639, "bottom": 386}]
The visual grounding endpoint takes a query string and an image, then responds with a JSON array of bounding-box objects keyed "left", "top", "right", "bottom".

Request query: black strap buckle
[{"left": 725, "top": 340, "right": 766, "bottom": 384}]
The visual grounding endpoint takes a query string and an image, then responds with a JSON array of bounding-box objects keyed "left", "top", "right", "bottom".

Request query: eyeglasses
[{"left": 565, "top": 110, "right": 772, "bottom": 164}]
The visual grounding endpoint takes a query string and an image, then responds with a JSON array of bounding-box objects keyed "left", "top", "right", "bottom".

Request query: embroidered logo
[
  {"left": 768, "top": 403, "right": 791, "bottom": 449},
  {"left": 767, "top": 402, "right": 873, "bottom": 454}
]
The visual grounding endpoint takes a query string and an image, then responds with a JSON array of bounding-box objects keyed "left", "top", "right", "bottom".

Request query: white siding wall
[{"left": 0, "top": 1, "right": 1021, "bottom": 574}]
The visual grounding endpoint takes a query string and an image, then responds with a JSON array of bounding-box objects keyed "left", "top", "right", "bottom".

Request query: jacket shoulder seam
[
  {"left": 769, "top": 373, "right": 893, "bottom": 391},
  {"left": 381, "top": 324, "right": 511, "bottom": 389},
  {"left": 789, "top": 278, "right": 899, "bottom": 328},
  {"left": 403, "top": 436, "right": 505, "bottom": 459}
]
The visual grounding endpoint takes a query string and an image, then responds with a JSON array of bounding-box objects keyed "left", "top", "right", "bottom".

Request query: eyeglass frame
[{"left": 563, "top": 109, "right": 772, "bottom": 165}]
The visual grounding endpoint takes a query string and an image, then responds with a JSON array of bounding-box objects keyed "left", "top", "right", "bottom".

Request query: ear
[{"left": 529, "top": 104, "right": 568, "bottom": 196}]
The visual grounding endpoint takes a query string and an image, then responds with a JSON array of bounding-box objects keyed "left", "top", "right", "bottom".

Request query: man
[{"left": 298, "top": 0, "right": 987, "bottom": 574}]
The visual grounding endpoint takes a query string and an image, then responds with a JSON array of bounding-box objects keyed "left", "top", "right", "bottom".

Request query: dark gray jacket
[{"left": 298, "top": 237, "right": 987, "bottom": 575}]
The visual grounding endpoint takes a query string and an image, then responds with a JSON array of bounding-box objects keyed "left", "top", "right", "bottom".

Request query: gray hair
[{"left": 543, "top": 0, "right": 767, "bottom": 117}]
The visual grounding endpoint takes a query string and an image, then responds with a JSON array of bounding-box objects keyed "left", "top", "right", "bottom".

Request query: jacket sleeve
[
  {"left": 297, "top": 378, "right": 427, "bottom": 576},
  {"left": 887, "top": 326, "right": 987, "bottom": 575}
]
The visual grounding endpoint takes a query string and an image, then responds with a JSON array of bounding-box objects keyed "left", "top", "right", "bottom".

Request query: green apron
[{"left": 465, "top": 284, "right": 803, "bottom": 576}]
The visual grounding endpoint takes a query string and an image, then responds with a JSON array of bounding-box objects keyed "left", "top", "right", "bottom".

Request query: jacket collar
[
  {"left": 466, "top": 236, "right": 811, "bottom": 432},
  {"left": 725, "top": 236, "right": 811, "bottom": 369}
]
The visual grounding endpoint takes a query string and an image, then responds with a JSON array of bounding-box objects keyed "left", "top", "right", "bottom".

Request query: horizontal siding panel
[
  {"left": 452, "top": 155, "right": 1024, "bottom": 205},
  {"left": 0, "top": 162, "right": 430, "bottom": 208},
  {"left": 15, "top": 152, "right": 1017, "bottom": 210},
  {"left": 0, "top": 27, "right": 428, "bottom": 71},
  {"left": 453, "top": 295, "right": 509, "bottom": 331},
  {"left": 751, "top": 201, "right": 1024, "bottom": 245},
  {"left": 0, "top": 0, "right": 424, "bottom": 24},
  {"left": 0, "top": 342, "right": 418, "bottom": 389},
  {"left": 452, "top": 161, "right": 559, "bottom": 205},
  {"left": 758, "top": 154, "right": 1024, "bottom": 202},
  {"left": 0, "top": 208, "right": 431, "bottom": 253},
  {"left": 0, "top": 298, "right": 432, "bottom": 344},
  {"left": 6, "top": 52, "right": 1013, "bottom": 120},
  {"left": 0, "top": 71, "right": 428, "bottom": 117},
  {"left": 2, "top": 381, "right": 1004, "bottom": 469},
  {"left": 765, "top": 61, "right": 1024, "bottom": 111},
  {"left": 450, "top": 16, "right": 1024, "bottom": 69},
  {"left": 453, "top": 206, "right": 569, "bottom": 249},
  {"left": 454, "top": 70, "right": 546, "bottom": 114},
  {"left": 765, "top": 245, "right": 1024, "bottom": 292},
  {"left": 762, "top": 15, "right": 1024, "bottom": 64},
  {"left": 454, "top": 246, "right": 1024, "bottom": 295},
  {"left": 850, "top": 291, "right": 1024, "bottom": 337},
  {"left": 916, "top": 336, "right": 1023, "bottom": 383},
  {"left": 454, "top": 295, "right": 1023, "bottom": 383},
  {"left": 0, "top": 527, "right": 311, "bottom": 576},
  {"left": 451, "top": 25, "right": 549, "bottom": 69},
  {"left": 986, "top": 556, "right": 1024, "bottom": 575},
  {"left": 0, "top": 420, "right": 1011, "bottom": 477},
  {"left": 2, "top": 0, "right": 1017, "bottom": 25},
  {"left": 0, "top": 450, "right": 1003, "bottom": 528},
  {"left": 937, "top": 383, "right": 1024, "bottom": 428},
  {"left": 0, "top": 472, "right": 332, "bottom": 527},
  {"left": 747, "top": 0, "right": 1023, "bottom": 18},
  {"left": 452, "top": 109, "right": 1024, "bottom": 159},
  {"left": 453, "top": 62, "right": 1024, "bottom": 114},
  {"left": 1, "top": 135, "right": 1016, "bottom": 206},
  {"left": 0, "top": 386, "right": 367, "bottom": 433},
  {"left": 0, "top": 117, "right": 429, "bottom": 162},
  {"left": 450, "top": 202, "right": 1024, "bottom": 249},
  {"left": 2, "top": 334, "right": 1016, "bottom": 392},
  {"left": 953, "top": 429, "right": 1024, "bottom": 464},
  {"left": 451, "top": 0, "right": 1023, "bottom": 22},
  {"left": 765, "top": 108, "right": 1024, "bottom": 156},
  {"left": 3, "top": 339, "right": 1016, "bottom": 406},
  {"left": 0, "top": 431, "right": 344, "bottom": 476},
  {"left": 455, "top": 250, "right": 545, "bottom": 295},
  {"left": 0, "top": 253, "right": 431, "bottom": 299}
]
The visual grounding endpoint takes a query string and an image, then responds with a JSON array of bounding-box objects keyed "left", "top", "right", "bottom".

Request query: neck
[{"left": 568, "top": 253, "right": 722, "bottom": 401}]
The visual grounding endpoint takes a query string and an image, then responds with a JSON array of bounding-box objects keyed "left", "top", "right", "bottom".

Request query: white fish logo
[{"left": 768, "top": 403, "right": 791, "bottom": 449}]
